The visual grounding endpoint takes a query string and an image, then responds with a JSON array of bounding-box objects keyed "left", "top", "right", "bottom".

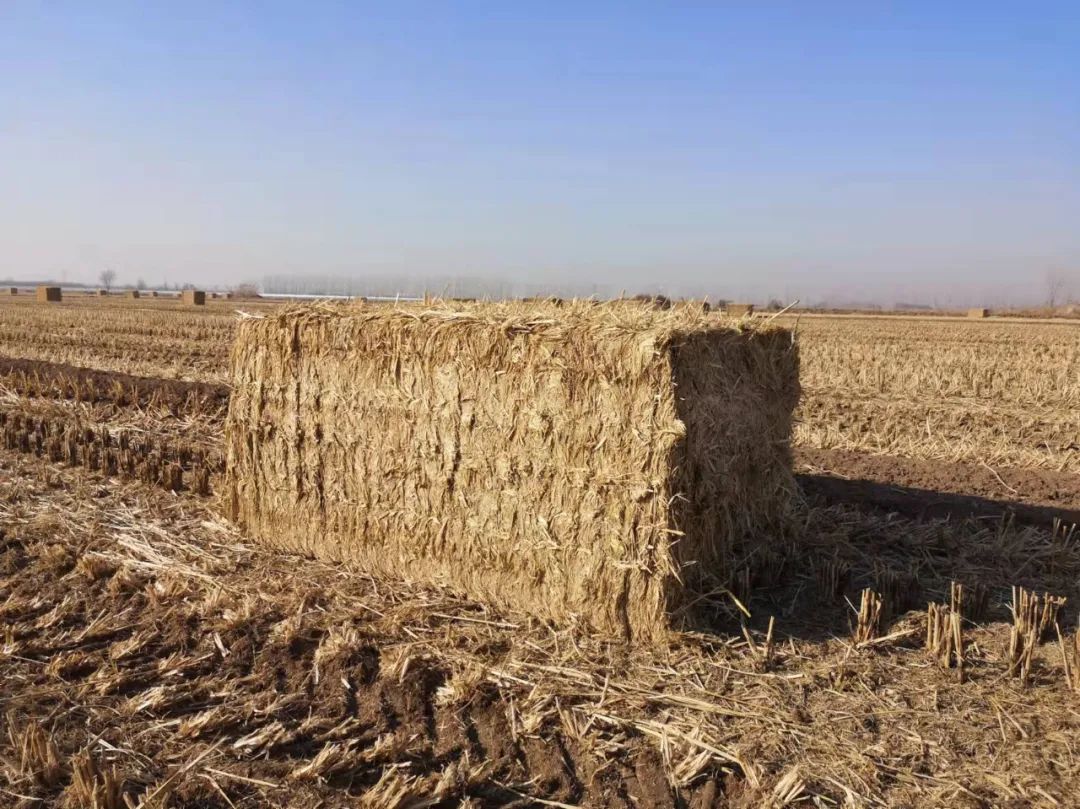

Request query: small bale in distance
[
  {"left": 36, "top": 286, "right": 62, "bottom": 303},
  {"left": 631, "top": 294, "right": 673, "bottom": 310},
  {"left": 126, "top": 290, "right": 140, "bottom": 299},
  {"left": 97, "top": 289, "right": 108, "bottom": 296},
  {"left": 224, "top": 300, "right": 800, "bottom": 641},
  {"left": 150, "top": 291, "right": 159, "bottom": 298},
  {"left": 7, "top": 287, "right": 17, "bottom": 295},
  {"left": 726, "top": 303, "right": 755, "bottom": 317},
  {"left": 967, "top": 308, "right": 988, "bottom": 319},
  {"left": 182, "top": 289, "right": 206, "bottom": 306}
]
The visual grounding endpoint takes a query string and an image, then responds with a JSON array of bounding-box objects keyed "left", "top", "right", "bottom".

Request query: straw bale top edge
[{"left": 245, "top": 299, "right": 789, "bottom": 345}]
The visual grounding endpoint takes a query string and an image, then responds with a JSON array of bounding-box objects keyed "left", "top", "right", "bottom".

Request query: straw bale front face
[{"left": 225, "top": 302, "right": 798, "bottom": 640}]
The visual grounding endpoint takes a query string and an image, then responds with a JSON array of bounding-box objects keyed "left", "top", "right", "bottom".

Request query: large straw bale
[
  {"left": 36, "top": 286, "right": 61, "bottom": 303},
  {"left": 967, "top": 307, "right": 988, "bottom": 319},
  {"left": 182, "top": 289, "right": 206, "bottom": 305},
  {"left": 224, "top": 301, "right": 799, "bottom": 640}
]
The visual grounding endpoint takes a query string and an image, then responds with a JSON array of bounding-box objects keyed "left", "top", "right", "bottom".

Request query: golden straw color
[{"left": 224, "top": 299, "right": 800, "bottom": 641}]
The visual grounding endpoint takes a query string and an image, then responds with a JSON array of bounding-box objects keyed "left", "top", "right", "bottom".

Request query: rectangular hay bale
[
  {"left": 182, "top": 289, "right": 206, "bottom": 305},
  {"left": 36, "top": 286, "right": 61, "bottom": 303},
  {"left": 725, "top": 303, "right": 754, "bottom": 317},
  {"left": 224, "top": 301, "right": 799, "bottom": 640},
  {"left": 967, "top": 307, "right": 988, "bottom": 319},
  {"left": 126, "top": 290, "right": 140, "bottom": 299}
]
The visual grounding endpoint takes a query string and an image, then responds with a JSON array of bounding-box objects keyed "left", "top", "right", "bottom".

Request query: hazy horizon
[{"left": 2, "top": 3, "right": 1078, "bottom": 306}]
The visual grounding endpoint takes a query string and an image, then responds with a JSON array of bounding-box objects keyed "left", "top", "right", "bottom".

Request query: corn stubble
[
  {"left": 926, "top": 582, "right": 965, "bottom": 680},
  {"left": 1007, "top": 587, "right": 1066, "bottom": 684}
]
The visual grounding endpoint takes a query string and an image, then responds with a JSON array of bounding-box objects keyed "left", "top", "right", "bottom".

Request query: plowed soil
[
  {"left": 0, "top": 453, "right": 728, "bottom": 808},
  {"left": 0, "top": 357, "right": 230, "bottom": 416}
]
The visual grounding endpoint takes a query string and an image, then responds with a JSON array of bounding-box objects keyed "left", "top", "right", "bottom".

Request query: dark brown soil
[
  {"left": 797, "top": 447, "right": 1080, "bottom": 526},
  {"left": 4, "top": 443, "right": 1080, "bottom": 806},
  {"left": 0, "top": 469, "right": 726, "bottom": 808}
]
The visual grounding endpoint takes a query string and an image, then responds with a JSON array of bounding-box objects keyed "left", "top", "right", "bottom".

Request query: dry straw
[
  {"left": 1008, "top": 587, "right": 1066, "bottom": 684},
  {"left": 926, "top": 582, "right": 965, "bottom": 680},
  {"left": 224, "top": 299, "right": 799, "bottom": 640}
]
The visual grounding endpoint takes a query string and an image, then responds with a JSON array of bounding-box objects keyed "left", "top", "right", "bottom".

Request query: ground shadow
[{"left": 798, "top": 472, "right": 1080, "bottom": 528}]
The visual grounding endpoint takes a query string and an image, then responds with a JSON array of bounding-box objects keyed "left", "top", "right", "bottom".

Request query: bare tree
[
  {"left": 99, "top": 268, "right": 117, "bottom": 293},
  {"left": 1046, "top": 270, "right": 1071, "bottom": 309}
]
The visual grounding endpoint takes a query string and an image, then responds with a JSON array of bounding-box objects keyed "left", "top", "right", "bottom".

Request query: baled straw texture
[{"left": 224, "top": 300, "right": 799, "bottom": 640}]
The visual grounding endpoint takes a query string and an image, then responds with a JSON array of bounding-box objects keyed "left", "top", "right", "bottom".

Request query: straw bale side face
[
  {"left": 225, "top": 302, "right": 797, "bottom": 640},
  {"left": 667, "top": 328, "right": 798, "bottom": 584}
]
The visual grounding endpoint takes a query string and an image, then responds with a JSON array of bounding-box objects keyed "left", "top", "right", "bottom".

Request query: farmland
[{"left": 2, "top": 295, "right": 1080, "bottom": 807}]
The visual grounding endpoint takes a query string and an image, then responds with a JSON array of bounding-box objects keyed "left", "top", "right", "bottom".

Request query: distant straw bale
[
  {"left": 182, "top": 289, "right": 206, "bottom": 306},
  {"left": 36, "top": 286, "right": 61, "bottom": 303},
  {"left": 967, "top": 308, "right": 988, "bottom": 319},
  {"left": 631, "top": 294, "right": 673, "bottom": 310},
  {"left": 126, "top": 289, "right": 140, "bottom": 299},
  {"left": 224, "top": 300, "right": 799, "bottom": 640},
  {"left": 726, "top": 303, "right": 754, "bottom": 317},
  {"left": 7, "top": 287, "right": 17, "bottom": 296}
]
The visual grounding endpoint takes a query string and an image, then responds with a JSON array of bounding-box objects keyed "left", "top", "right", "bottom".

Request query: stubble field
[{"left": 1, "top": 294, "right": 1079, "bottom": 808}]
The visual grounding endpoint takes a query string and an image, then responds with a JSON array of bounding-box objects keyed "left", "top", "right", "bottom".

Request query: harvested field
[
  {"left": 0, "top": 357, "right": 229, "bottom": 418},
  {"left": 784, "top": 315, "right": 1080, "bottom": 473},
  {"left": 0, "top": 296, "right": 241, "bottom": 382},
  {"left": 0, "top": 406, "right": 217, "bottom": 494},
  {"left": 2, "top": 296, "right": 1080, "bottom": 806}
]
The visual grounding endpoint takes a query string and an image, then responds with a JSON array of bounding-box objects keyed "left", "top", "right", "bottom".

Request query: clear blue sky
[{"left": 2, "top": 2, "right": 1078, "bottom": 304}]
